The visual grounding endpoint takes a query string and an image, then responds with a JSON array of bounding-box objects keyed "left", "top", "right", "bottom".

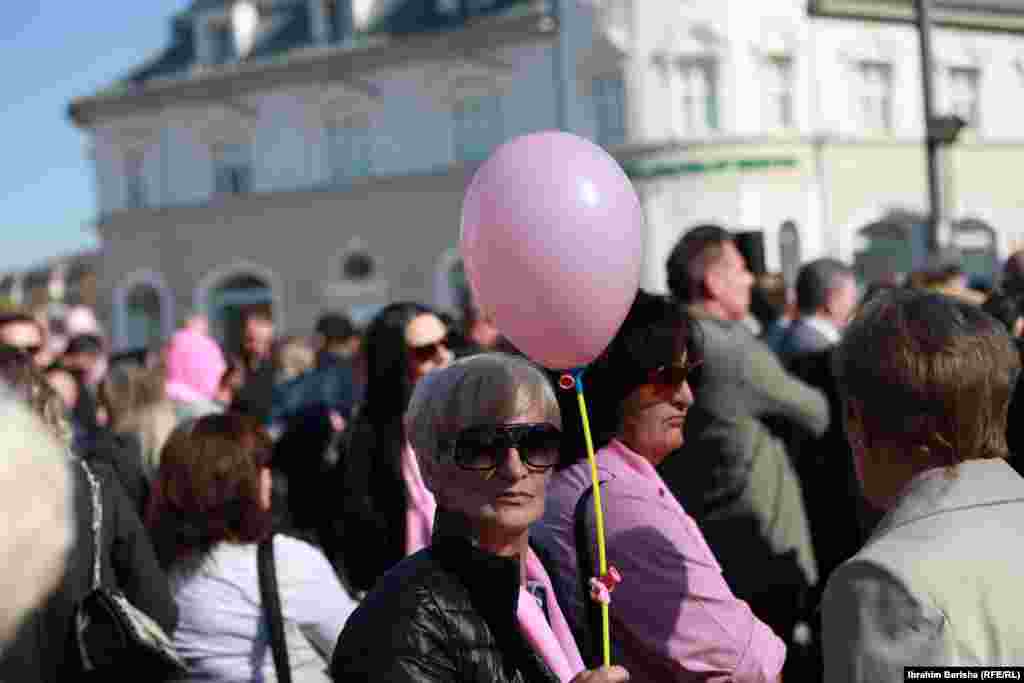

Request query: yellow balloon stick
[{"left": 569, "top": 370, "right": 611, "bottom": 668}]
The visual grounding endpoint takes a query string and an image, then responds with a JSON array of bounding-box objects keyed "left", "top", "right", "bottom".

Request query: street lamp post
[{"left": 915, "top": 0, "right": 944, "bottom": 258}]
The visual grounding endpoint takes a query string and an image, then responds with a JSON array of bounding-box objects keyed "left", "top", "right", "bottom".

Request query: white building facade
[{"left": 71, "top": 0, "right": 1024, "bottom": 351}]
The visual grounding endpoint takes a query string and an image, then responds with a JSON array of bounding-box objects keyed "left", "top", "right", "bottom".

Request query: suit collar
[{"left": 869, "top": 459, "right": 1024, "bottom": 541}]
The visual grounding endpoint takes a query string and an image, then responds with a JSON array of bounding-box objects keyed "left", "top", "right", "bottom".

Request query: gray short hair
[{"left": 405, "top": 353, "right": 560, "bottom": 465}]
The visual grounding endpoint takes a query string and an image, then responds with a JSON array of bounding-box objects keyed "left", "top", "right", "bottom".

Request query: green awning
[{"left": 623, "top": 157, "right": 798, "bottom": 180}]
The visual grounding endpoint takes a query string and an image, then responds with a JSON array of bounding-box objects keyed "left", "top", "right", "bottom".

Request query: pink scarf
[
  {"left": 399, "top": 444, "right": 585, "bottom": 681},
  {"left": 400, "top": 443, "right": 436, "bottom": 555}
]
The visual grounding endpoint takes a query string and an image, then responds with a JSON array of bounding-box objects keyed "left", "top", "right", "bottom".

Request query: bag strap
[
  {"left": 79, "top": 459, "right": 103, "bottom": 590},
  {"left": 573, "top": 483, "right": 605, "bottom": 669},
  {"left": 258, "top": 536, "right": 292, "bottom": 683}
]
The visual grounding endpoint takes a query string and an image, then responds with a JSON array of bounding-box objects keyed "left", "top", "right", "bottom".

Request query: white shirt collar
[{"left": 804, "top": 315, "right": 841, "bottom": 344}]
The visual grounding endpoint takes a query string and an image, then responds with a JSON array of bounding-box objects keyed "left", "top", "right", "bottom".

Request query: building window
[
  {"left": 779, "top": 220, "right": 801, "bottom": 287},
  {"left": 856, "top": 61, "right": 893, "bottom": 133},
  {"left": 327, "top": 122, "right": 373, "bottom": 184},
  {"left": 210, "top": 21, "right": 236, "bottom": 64},
  {"left": 124, "top": 152, "right": 146, "bottom": 209},
  {"left": 453, "top": 94, "right": 503, "bottom": 163},
  {"left": 213, "top": 143, "right": 251, "bottom": 195},
  {"left": 124, "top": 283, "right": 163, "bottom": 350},
  {"left": 342, "top": 250, "right": 375, "bottom": 282},
  {"left": 947, "top": 66, "right": 980, "bottom": 129},
  {"left": 591, "top": 75, "right": 626, "bottom": 147},
  {"left": 763, "top": 56, "right": 794, "bottom": 130},
  {"left": 668, "top": 60, "right": 718, "bottom": 137}
]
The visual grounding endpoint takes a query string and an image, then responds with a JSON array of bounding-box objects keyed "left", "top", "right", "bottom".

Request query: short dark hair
[
  {"left": 982, "top": 289, "right": 1024, "bottom": 335},
  {"left": 750, "top": 273, "right": 789, "bottom": 327},
  {"left": 314, "top": 312, "right": 356, "bottom": 344},
  {"left": 834, "top": 289, "right": 1020, "bottom": 464},
  {"left": 146, "top": 413, "right": 274, "bottom": 568},
  {"left": 795, "top": 258, "right": 854, "bottom": 316},
  {"left": 666, "top": 224, "right": 734, "bottom": 303}
]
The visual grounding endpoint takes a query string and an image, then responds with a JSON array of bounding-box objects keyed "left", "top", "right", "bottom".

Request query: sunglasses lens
[
  {"left": 454, "top": 428, "right": 503, "bottom": 470},
  {"left": 514, "top": 426, "right": 558, "bottom": 467},
  {"left": 412, "top": 337, "right": 448, "bottom": 362}
]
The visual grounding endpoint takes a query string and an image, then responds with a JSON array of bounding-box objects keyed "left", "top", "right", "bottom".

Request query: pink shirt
[{"left": 536, "top": 439, "right": 786, "bottom": 682}]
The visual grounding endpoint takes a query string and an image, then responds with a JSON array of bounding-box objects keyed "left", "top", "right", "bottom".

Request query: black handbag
[
  {"left": 72, "top": 460, "right": 187, "bottom": 676},
  {"left": 258, "top": 535, "right": 292, "bottom": 683}
]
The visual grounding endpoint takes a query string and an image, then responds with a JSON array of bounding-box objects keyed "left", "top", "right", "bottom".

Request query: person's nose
[
  {"left": 674, "top": 380, "right": 695, "bottom": 408},
  {"left": 496, "top": 447, "right": 529, "bottom": 481}
]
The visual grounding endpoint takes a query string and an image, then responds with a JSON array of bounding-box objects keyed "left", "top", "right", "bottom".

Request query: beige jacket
[{"left": 823, "top": 458, "right": 1024, "bottom": 681}]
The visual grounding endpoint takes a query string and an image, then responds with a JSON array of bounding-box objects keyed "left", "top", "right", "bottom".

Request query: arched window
[
  {"left": 433, "top": 248, "right": 471, "bottom": 314},
  {"left": 124, "top": 284, "right": 163, "bottom": 351},
  {"left": 779, "top": 220, "right": 801, "bottom": 287},
  {"left": 113, "top": 270, "right": 175, "bottom": 352}
]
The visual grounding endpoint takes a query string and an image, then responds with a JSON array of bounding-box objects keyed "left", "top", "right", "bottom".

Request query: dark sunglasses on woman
[
  {"left": 648, "top": 359, "right": 703, "bottom": 394},
  {"left": 409, "top": 336, "right": 449, "bottom": 363},
  {"left": 437, "top": 423, "right": 562, "bottom": 471}
]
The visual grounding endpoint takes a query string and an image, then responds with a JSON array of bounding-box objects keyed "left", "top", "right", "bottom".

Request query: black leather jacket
[{"left": 330, "top": 516, "right": 562, "bottom": 683}]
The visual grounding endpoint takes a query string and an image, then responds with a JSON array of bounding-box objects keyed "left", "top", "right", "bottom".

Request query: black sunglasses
[
  {"left": 437, "top": 423, "right": 562, "bottom": 471},
  {"left": 648, "top": 360, "right": 703, "bottom": 392},
  {"left": 409, "top": 336, "right": 449, "bottom": 363}
]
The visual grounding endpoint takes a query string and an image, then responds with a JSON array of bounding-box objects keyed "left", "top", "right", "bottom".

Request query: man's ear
[{"left": 702, "top": 267, "right": 721, "bottom": 302}]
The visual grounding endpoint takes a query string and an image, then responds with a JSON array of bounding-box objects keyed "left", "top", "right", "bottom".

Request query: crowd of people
[{"left": 1, "top": 224, "right": 1024, "bottom": 682}]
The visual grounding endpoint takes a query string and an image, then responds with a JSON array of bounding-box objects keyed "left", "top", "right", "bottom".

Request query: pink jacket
[{"left": 537, "top": 439, "right": 786, "bottom": 682}]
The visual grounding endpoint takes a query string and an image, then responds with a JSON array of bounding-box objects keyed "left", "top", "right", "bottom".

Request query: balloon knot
[{"left": 589, "top": 566, "right": 623, "bottom": 605}]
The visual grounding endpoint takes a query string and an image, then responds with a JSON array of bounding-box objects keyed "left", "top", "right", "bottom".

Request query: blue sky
[{"left": 1, "top": 2, "right": 187, "bottom": 272}]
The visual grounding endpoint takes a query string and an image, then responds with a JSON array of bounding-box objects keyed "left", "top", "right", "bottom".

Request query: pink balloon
[{"left": 460, "top": 131, "right": 643, "bottom": 370}]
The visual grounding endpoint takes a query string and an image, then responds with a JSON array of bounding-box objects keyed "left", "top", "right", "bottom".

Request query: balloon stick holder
[{"left": 560, "top": 370, "right": 612, "bottom": 668}]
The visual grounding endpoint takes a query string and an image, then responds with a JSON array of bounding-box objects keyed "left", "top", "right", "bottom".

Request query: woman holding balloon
[
  {"left": 458, "top": 131, "right": 784, "bottom": 679},
  {"left": 535, "top": 291, "right": 786, "bottom": 682}
]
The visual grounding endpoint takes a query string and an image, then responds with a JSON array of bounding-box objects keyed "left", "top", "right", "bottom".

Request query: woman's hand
[{"left": 571, "top": 665, "right": 630, "bottom": 683}]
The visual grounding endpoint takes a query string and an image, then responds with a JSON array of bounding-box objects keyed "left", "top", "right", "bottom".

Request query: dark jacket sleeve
[
  {"left": 104, "top": 467, "right": 178, "bottom": 634},
  {"left": 746, "top": 339, "right": 830, "bottom": 437}
]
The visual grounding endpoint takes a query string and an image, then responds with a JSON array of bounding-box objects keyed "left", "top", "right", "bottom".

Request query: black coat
[
  {"left": 0, "top": 461, "right": 177, "bottom": 682},
  {"left": 83, "top": 430, "right": 150, "bottom": 518},
  {"left": 330, "top": 523, "right": 561, "bottom": 683}
]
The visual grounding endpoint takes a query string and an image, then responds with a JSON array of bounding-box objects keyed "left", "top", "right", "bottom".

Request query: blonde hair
[
  {"left": 405, "top": 353, "right": 560, "bottom": 467},
  {"left": 274, "top": 335, "right": 315, "bottom": 383}
]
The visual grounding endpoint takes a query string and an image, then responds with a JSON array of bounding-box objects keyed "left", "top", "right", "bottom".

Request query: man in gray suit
[
  {"left": 824, "top": 289, "right": 1024, "bottom": 680},
  {"left": 662, "top": 225, "right": 830, "bottom": 678},
  {"left": 778, "top": 258, "right": 858, "bottom": 361}
]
